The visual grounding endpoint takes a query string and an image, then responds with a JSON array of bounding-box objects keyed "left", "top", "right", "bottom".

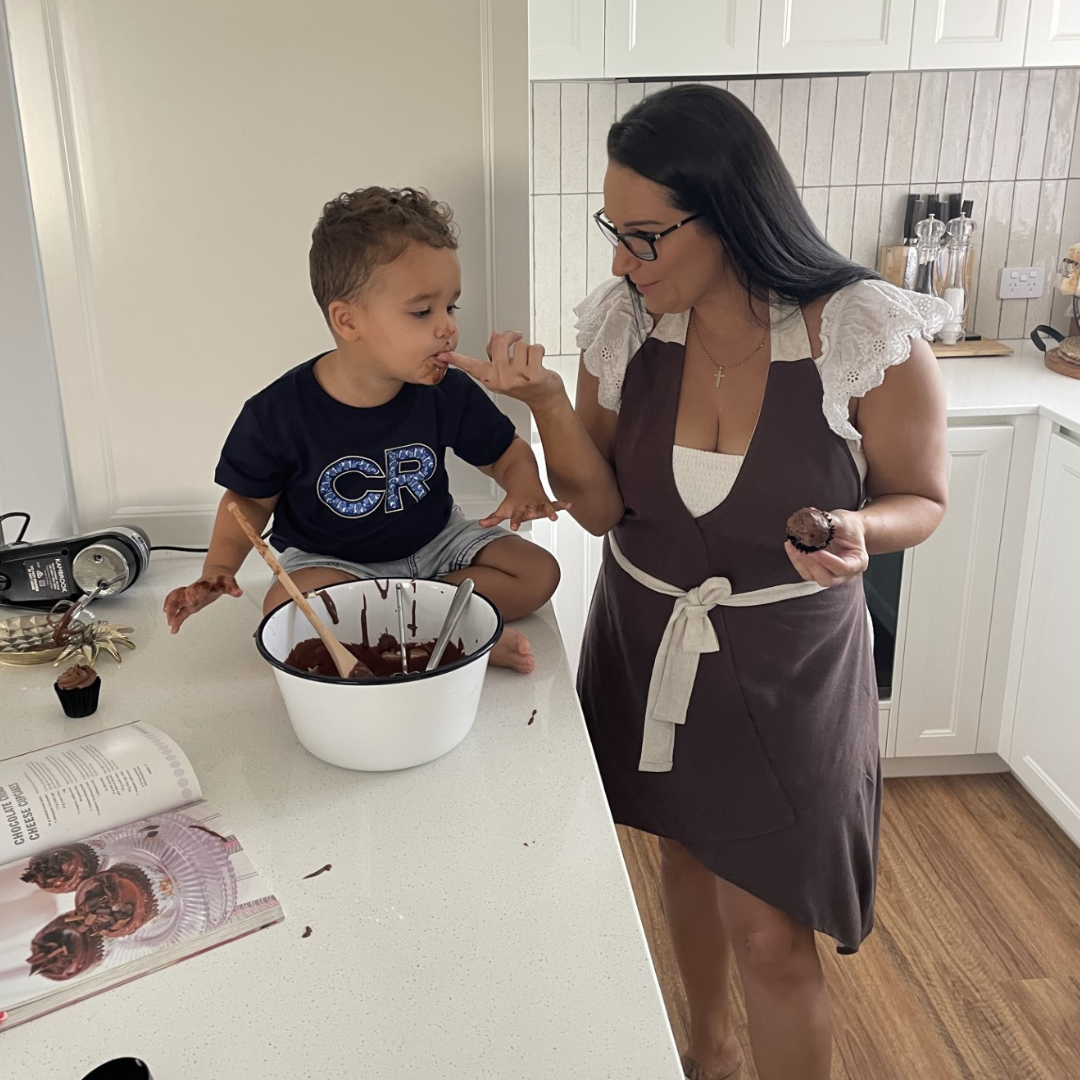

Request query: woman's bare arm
[{"left": 855, "top": 335, "right": 949, "bottom": 554}]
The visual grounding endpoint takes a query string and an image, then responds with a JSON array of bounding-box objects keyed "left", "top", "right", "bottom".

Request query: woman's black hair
[{"left": 607, "top": 83, "right": 878, "bottom": 313}]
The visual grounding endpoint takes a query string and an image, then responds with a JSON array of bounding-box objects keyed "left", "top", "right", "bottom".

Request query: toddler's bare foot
[{"left": 489, "top": 627, "right": 535, "bottom": 674}]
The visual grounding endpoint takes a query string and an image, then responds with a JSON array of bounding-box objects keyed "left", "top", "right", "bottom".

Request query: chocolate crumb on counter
[
  {"left": 528, "top": 710, "right": 537, "bottom": 725},
  {"left": 302, "top": 864, "right": 333, "bottom": 880},
  {"left": 302, "top": 926, "right": 313, "bottom": 939}
]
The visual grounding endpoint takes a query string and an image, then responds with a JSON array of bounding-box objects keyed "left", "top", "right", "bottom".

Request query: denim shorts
[{"left": 276, "top": 508, "right": 499, "bottom": 581}]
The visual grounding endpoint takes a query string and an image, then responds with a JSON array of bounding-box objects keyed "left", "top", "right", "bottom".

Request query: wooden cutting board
[
  {"left": 931, "top": 338, "right": 1014, "bottom": 358},
  {"left": 1045, "top": 347, "right": 1080, "bottom": 380}
]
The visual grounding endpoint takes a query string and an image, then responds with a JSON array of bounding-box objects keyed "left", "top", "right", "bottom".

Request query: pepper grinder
[
  {"left": 938, "top": 214, "right": 976, "bottom": 345},
  {"left": 912, "top": 214, "right": 946, "bottom": 298}
]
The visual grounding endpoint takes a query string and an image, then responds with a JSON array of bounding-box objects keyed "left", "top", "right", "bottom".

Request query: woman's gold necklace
[{"left": 691, "top": 315, "right": 769, "bottom": 389}]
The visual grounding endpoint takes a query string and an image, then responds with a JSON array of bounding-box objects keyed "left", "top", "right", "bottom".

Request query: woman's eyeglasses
[{"left": 593, "top": 208, "right": 701, "bottom": 262}]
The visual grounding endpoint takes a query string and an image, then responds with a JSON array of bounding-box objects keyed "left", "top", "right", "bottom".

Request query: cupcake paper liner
[{"left": 54, "top": 676, "right": 101, "bottom": 718}]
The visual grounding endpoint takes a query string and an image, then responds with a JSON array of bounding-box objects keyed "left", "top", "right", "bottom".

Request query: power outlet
[{"left": 998, "top": 266, "right": 1045, "bottom": 300}]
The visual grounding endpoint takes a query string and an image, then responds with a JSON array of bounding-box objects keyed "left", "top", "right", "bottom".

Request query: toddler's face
[{"left": 349, "top": 243, "right": 461, "bottom": 385}]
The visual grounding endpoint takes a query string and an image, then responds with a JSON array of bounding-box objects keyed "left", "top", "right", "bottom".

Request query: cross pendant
[{"left": 714, "top": 367, "right": 725, "bottom": 388}]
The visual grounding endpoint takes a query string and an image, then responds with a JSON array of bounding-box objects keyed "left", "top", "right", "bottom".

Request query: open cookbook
[{"left": 0, "top": 723, "right": 282, "bottom": 1032}]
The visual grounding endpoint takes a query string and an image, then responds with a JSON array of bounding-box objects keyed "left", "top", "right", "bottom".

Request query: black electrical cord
[
  {"left": 1, "top": 511, "right": 270, "bottom": 555},
  {"left": 151, "top": 526, "right": 272, "bottom": 554},
  {"left": 0, "top": 512, "right": 31, "bottom": 545}
]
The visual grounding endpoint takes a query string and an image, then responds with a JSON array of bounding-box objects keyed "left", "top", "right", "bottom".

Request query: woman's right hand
[
  {"left": 440, "top": 331, "right": 564, "bottom": 409},
  {"left": 163, "top": 571, "right": 243, "bottom": 634}
]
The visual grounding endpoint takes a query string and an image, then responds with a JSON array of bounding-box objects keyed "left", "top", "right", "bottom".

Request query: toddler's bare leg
[
  {"left": 443, "top": 535, "right": 560, "bottom": 674},
  {"left": 262, "top": 567, "right": 358, "bottom": 616}
]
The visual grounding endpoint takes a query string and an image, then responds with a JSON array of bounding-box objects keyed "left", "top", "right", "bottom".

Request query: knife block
[{"left": 878, "top": 244, "right": 976, "bottom": 296}]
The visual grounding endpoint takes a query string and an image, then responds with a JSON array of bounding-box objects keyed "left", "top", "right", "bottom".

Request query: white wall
[{"left": 0, "top": 3, "right": 73, "bottom": 540}]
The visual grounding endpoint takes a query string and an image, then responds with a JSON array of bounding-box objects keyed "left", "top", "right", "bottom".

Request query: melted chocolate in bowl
[{"left": 284, "top": 634, "right": 465, "bottom": 679}]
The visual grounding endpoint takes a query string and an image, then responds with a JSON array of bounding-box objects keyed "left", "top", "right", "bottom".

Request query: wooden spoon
[{"left": 226, "top": 502, "right": 372, "bottom": 680}]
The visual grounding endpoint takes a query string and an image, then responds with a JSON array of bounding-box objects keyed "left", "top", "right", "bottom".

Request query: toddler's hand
[
  {"left": 480, "top": 492, "right": 571, "bottom": 532},
  {"left": 163, "top": 573, "right": 243, "bottom": 633}
]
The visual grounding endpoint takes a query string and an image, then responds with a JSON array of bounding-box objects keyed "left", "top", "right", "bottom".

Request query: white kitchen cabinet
[
  {"left": 910, "top": 0, "right": 1031, "bottom": 69},
  {"left": 529, "top": 0, "right": 606, "bottom": 80},
  {"left": 892, "top": 426, "right": 1013, "bottom": 757},
  {"left": 605, "top": 0, "right": 760, "bottom": 79},
  {"left": 1009, "top": 432, "right": 1080, "bottom": 847},
  {"left": 1025, "top": 0, "right": 1080, "bottom": 67},
  {"left": 758, "top": 0, "right": 915, "bottom": 73}
]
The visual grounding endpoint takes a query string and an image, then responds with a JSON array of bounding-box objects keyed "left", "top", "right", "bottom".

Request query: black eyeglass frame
[{"left": 592, "top": 208, "right": 702, "bottom": 262}]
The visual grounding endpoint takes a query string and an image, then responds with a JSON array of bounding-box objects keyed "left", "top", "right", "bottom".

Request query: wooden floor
[{"left": 617, "top": 774, "right": 1080, "bottom": 1080}]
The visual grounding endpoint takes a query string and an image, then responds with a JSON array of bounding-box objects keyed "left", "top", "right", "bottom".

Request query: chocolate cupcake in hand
[
  {"left": 786, "top": 507, "right": 835, "bottom": 553},
  {"left": 54, "top": 663, "right": 101, "bottom": 718},
  {"left": 20, "top": 842, "right": 102, "bottom": 893},
  {"left": 27, "top": 914, "right": 104, "bottom": 981}
]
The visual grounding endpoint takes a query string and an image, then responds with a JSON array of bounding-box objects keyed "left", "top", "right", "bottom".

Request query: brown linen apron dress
[{"left": 577, "top": 313, "right": 881, "bottom": 954}]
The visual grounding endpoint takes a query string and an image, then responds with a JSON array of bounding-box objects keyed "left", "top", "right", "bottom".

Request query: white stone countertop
[
  {"left": 0, "top": 554, "right": 681, "bottom": 1079},
  {"left": 940, "top": 338, "right": 1080, "bottom": 430}
]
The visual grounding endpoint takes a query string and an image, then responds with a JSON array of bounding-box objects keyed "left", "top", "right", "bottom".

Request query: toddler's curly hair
[{"left": 309, "top": 187, "right": 458, "bottom": 319}]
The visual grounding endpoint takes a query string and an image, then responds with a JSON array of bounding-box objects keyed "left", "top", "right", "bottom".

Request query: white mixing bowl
[{"left": 256, "top": 578, "right": 502, "bottom": 771}]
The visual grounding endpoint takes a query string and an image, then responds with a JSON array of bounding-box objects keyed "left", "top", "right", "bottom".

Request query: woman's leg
[
  {"left": 714, "top": 876, "right": 832, "bottom": 1080},
  {"left": 658, "top": 838, "right": 744, "bottom": 1079}
]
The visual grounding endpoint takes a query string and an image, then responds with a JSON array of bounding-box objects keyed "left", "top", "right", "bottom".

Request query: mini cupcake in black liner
[
  {"left": 27, "top": 913, "right": 104, "bottom": 981},
  {"left": 785, "top": 507, "right": 835, "bottom": 553},
  {"left": 54, "top": 663, "right": 101, "bottom": 718}
]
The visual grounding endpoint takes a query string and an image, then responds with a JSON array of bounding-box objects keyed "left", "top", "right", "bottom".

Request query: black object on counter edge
[
  {"left": 947, "top": 192, "right": 962, "bottom": 221},
  {"left": 81, "top": 1060, "right": 152, "bottom": 1080},
  {"left": 962, "top": 199, "right": 974, "bottom": 219}
]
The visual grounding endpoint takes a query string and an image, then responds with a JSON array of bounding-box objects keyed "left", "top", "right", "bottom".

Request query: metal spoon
[
  {"left": 425, "top": 578, "right": 474, "bottom": 672},
  {"left": 395, "top": 582, "right": 409, "bottom": 675}
]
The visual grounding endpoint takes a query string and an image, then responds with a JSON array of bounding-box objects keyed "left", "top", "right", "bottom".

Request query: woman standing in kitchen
[{"left": 448, "top": 84, "right": 949, "bottom": 1080}]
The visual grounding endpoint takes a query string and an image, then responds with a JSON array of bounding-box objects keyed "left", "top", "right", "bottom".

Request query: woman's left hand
[{"left": 784, "top": 508, "right": 869, "bottom": 588}]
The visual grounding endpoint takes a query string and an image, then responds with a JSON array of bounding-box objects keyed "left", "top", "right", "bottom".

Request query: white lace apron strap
[
  {"left": 573, "top": 278, "right": 651, "bottom": 413},
  {"left": 816, "top": 280, "right": 952, "bottom": 443}
]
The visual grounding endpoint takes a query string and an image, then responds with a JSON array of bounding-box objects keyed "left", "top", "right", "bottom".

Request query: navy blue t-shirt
[{"left": 215, "top": 357, "right": 516, "bottom": 564}]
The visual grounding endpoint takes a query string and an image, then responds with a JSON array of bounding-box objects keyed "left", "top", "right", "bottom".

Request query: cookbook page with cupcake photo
[{"left": 0, "top": 722, "right": 281, "bottom": 1032}]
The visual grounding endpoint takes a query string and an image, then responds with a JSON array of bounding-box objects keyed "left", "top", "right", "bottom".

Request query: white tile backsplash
[
  {"left": 802, "top": 187, "right": 830, "bottom": 237},
  {"left": 587, "top": 83, "right": 616, "bottom": 194},
  {"left": 856, "top": 74, "right": 893, "bottom": 186},
  {"left": 910, "top": 70, "right": 947, "bottom": 186},
  {"left": 991, "top": 70, "right": 1030, "bottom": 182},
  {"left": 1028, "top": 179, "right": 1068, "bottom": 330},
  {"left": 826, "top": 186, "right": 856, "bottom": 259},
  {"left": 532, "top": 66, "right": 1080, "bottom": 342},
  {"left": 965, "top": 70, "right": 1002, "bottom": 183},
  {"left": 883, "top": 73, "right": 920, "bottom": 186},
  {"left": 852, "top": 186, "right": 884, "bottom": 270},
  {"left": 753, "top": 79, "right": 782, "bottom": 146},
  {"left": 532, "top": 195, "right": 561, "bottom": 344},
  {"left": 803, "top": 78, "right": 838, "bottom": 188},
  {"left": 560, "top": 82, "right": 589, "bottom": 194},
  {"left": 1017, "top": 69, "right": 1056, "bottom": 182},
  {"left": 559, "top": 194, "right": 588, "bottom": 353},
  {"left": 532, "top": 82, "right": 561, "bottom": 195},
  {"left": 975, "top": 182, "right": 1015, "bottom": 337},
  {"left": 830, "top": 77, "right": 865, "bottom": 186},
  {"left": 1045, "top": 69, "right": 1080, "bottom": 180},
  {"left": 778, "top": 77, "right": 809, "bottom": 187},
  {"left": 1000, "top": 180, "right": 1041, "bottom": 339},
  {"left": 938, "top": 71, "right": 975, "bottom": 184}
]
